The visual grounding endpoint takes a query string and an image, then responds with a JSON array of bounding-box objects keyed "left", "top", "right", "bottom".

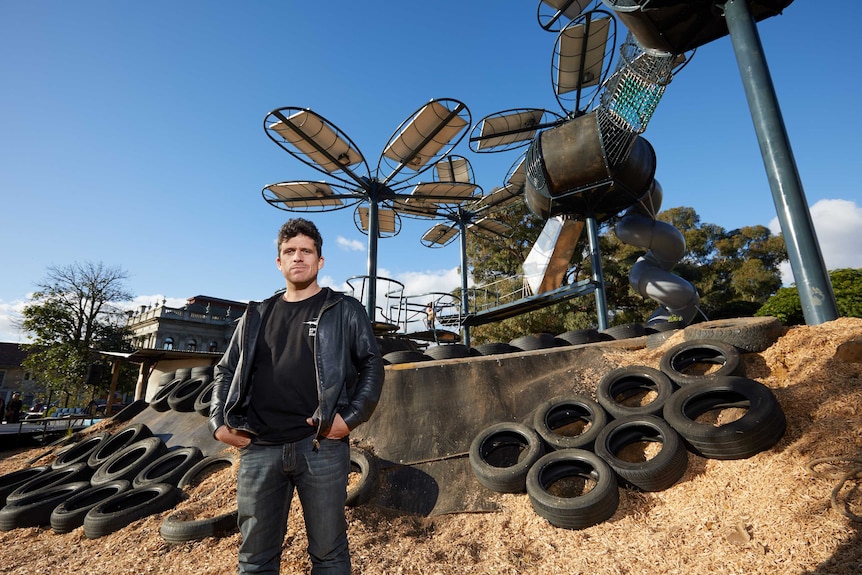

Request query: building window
[
  {"left": 187, "top": 339, "right": 197, "bottom": 352},
  {"left": 163, "top": 337, "right": 174, "bottom": 350},
  {"left": 0, "top": 371, "right": 5, "bottom": 386},
  {"left": 209, "top": 340, "right": 218, "bottom": 352}
]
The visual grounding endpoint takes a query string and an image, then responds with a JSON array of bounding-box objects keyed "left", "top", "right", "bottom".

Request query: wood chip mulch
[{"left": 0, "top": 317, "right": 860, "bottom": 574}]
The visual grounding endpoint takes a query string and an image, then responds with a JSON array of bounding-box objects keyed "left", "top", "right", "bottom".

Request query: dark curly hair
[{"left": 277, "top": 218, "right": 323, "bottom": 257}]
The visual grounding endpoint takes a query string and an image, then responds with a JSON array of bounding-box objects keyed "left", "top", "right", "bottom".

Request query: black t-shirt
[{"left": 247, "top": 290, "right": 326, "bottom": 443}]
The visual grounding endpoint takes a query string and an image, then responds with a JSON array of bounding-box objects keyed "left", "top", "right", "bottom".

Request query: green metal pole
[
  {"left": 366, "top": 192, "right": 379, "bottom": 322},
  {"left": 458, "top": 215, "right": 471, "bottom": 348},
  {"left": 586, "top": 216, "right": 609, "bottom": 330},
  {"left": 723, "top": 0, "right": 838, "bottom": 324}
]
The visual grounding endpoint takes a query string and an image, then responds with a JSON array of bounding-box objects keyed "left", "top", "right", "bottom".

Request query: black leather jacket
[{"left": 208, "top": 287, "right": 384, "bottom": 443}]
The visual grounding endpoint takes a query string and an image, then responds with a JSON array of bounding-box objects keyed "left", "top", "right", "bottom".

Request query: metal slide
[{"left": 523, "top": 216, "right": 585, "bottom": 296}]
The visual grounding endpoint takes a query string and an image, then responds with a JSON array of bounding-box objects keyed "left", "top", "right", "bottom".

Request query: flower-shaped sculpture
[{"left": 261, "top": 98, "right": 478, "bottom": 322}]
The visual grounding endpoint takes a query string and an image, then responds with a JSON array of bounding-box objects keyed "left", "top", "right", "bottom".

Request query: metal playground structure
[{"left": 260, "top": 0, "right": 837, "bottom": 347}]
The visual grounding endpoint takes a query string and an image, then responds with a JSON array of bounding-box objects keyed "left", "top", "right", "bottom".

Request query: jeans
[{"left": 237, "top": 436, "right": 350, "bottom": 575}]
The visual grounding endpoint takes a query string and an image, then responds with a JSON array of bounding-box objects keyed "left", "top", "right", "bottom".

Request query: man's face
[{"left": 276, "top": 234, "right": 324, "bottom": 288}]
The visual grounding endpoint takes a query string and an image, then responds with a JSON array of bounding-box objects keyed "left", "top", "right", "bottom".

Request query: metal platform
[
  {"left": 0, "top": 416, "right": 98, "bottom": 450},
  {"left": 461, "top": 278, "right": 597, "bottom": 327}
]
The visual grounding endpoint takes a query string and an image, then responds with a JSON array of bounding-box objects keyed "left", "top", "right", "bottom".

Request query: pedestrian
[
  {"left": 210, "top": 217, "right": 384, "bottom": 575},
  {"left": 425, "top": 301, "right": 436, "bottom": 330},
  {"left": 5, "top": 393, "right": 22, "bottom": 424}
]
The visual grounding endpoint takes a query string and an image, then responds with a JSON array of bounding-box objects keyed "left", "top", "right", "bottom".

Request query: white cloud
[
  {"left": 320, "top": 267, "right": 464, "bottom": 329},
  {"left": 336, "top": 236, "right": 365, "bottom": 252},
  {"left": 0, "top": 295, "right": 196, "bottom": 343},
  {"left": 0, "top": 299, "right": 28, "bottom": 343},
  {"left": 394, "top": 268, "right": 465, "bottom": 296},
  {"left": 769, "top": 198, "right": 862, "bottom": 285},
  {"left": 318, "top": 275, "right": 351, "bottom": 292}
]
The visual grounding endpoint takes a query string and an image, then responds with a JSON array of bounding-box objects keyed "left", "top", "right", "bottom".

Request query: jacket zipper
[{"left": 312, "top": 292, "right": 339, "bottom": 451}]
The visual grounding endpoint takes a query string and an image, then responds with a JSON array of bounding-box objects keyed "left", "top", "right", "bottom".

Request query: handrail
[
  {"left": 399, "top": 291, "right": 462, "bottom": 333},
  {"left": 345, "top": 275, "right": 406, "bottom": 327},
  {"left": 14, "top": 414, "right": 96, "bottom": 446},
  {"left": 467, "top": 274, "right": 529, "bottom": 313}
]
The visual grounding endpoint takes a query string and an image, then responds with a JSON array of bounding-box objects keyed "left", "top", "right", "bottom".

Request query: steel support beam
[{"left": 724, "top": 0, "right": 837, "bottom": 324}]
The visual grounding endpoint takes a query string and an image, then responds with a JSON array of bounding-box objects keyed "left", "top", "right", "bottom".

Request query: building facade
[
  {"left": 125, "top": 295, "right": 247, "bottom": 352},
  {"left": 0, "top": 343, "right": 37, "bottom": 406}
]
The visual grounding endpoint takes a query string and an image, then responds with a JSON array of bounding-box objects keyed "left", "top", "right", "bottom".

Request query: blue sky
[{"left": 2, "top": 1, "right": 860, "bottom": 342}]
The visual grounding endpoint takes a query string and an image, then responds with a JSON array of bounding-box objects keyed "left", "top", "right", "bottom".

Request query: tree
[
  {"left": 465, "top": 202, "right": 598, "bottom": 343},
  {"left": 756, "top": 268, "right": 862, "bottom": 325},
  {"left": 464, "top": 203, "right": 787, "bottom": 343},
  {"left": 19, "top": 261, "right": 135, "bottom": 406},
  {"left": 466, "top": 201, "right": 548, "bottom": 286}
]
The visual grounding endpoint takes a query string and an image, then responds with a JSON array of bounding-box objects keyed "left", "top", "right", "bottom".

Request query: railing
[
  {"left": 13, "top": 414, "right": 97, "bottom": 446},
  {"left": 467, "top": 275, "right": 530, "bottom": 313},
  {"left": 127, "top": 304, "right": 237, "bottom": 325},
  {"left": 344, "top": 271, "right": 596, "bottom": 336},
  {"left": 398, "top": 292, "right": 462, "bottom": 332},
  {"left": 345, "top": 275, "right": 406, "bottom": 330}
]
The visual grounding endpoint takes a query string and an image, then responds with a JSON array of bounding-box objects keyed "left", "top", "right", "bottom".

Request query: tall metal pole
[
  {"left": 586, "top": 216, "right": 609, "bottom": 330},
  {"left": 723, "top": 0, "right": 837, "bottom": 324},
  {"left": 458, "top": 214, "right": 471, "bottom": 348},
  {"left": 366, "top": 190, "right": 379, "bottom": 322}
]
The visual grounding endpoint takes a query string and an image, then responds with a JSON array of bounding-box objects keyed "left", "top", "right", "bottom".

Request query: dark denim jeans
[{"left": 237, "top": 436, "right": 350, "bottom": 574}]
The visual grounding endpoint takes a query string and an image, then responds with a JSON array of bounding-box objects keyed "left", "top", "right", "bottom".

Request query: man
[
  {"left": 6, "top": 393, "right": 22, "bottom": 424},
  {"left": 424, "top": 302, "right": 436, "bottom": 330},
  {"left": 210, "top": 218, "right": 384, "bottom": 575}
]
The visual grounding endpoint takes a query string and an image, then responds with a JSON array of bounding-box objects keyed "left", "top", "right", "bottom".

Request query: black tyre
[
  {"left": 593, "top": 414, "right": 688, "bottom": 492},
  {"left": 50, "top": 480, "right": 131, "bottom": 534},
  {"left": 174, "top": 367, "right": 192, "bottom": 381},
  {"left": 167, "top": 377, "right": 211, "bottom": 412},
  {"left": 345, "top": 447, "right": 379, "bottom": 507},
  {"left": 659, "top": 339, "right": 741, "bottom": 387},
  {"left": 0, "top": 481, "right": 91, "bottom": 531},
  {"left": 423, "top": 344, "right": 471, "bottom": 360},
  {"left": 555, "top": 329, "right": 602, "bottom": 346},
  {"left": 684, "top": 316, "right": 782, "bottom": 353},
  {"left": 599, "top": 322, "right": 646, "bottom": 341},
  {"left": 6, "top": 462, "right": 93, "bottom": 504},
  {"left": 532, "top": 395, "right": 608, "bottom": 451},
  {"left": 90, "top": 437, "right": 168, "bottom": 487},
  {"left": 178, "top": 454, "right": 237, "bottom": 490},
  {"left": 662, "top": 376, "right": 786, "bottom": 460},
  {"left": 194, "top": 381, "right": 216, "bottom": 416},
  {"left": 469, "top": 422, "right": 545, "bottom": 493},
  {"left": 471, "top": 342, "right": 519, "bottom": 356},
  {"left": 160, "top": 509, "right": 238, "bottom": 544},
  {"left": 133, "top": 447, "right": 204, "bottom": 488},
  {"left": 88, "top": 423, "right": 153, "bottom": 470},
  {"left": 190, "top": 365, "right": 214, "bottom": 379},
  {"left": 526, "top": 449, "right": 619, "bottom": 530},
  {"left": 162, "top": 454, "right": 239, "bottom": 543},
  {"left": 0, "top": 466, "right": 50, "bottom": 508},
  {"left": 51, "top": 432, "right": 112, "bottom": 470},
  {"left": 649, "top": 319, "right": 687, "bottom": 333},
  {"left": 157, "top": 371, "right": 176, "bottom": 386},
  {"left": 597, "top": 366, "right": 675, "bottom": 419},
  {"left": 383, "top": 350, "right": 431, "bottom": 364},
  {"left": 645, "top": 329, "right": 679, "bottom": 349},
  {"left": 112, "top": 399, "right": 149, "bottom": 423},
  {"left": 376, "top": 337, "right": 414, "bottom": 355},
  {"left": 150, "top": 377, "right": 185, "bottom": 412},
  {"left": 84, "top": 483, "right": 181, "bottom": 539},
  {"left": 509, "top": 333, "right": 560, "bottom": 351}
]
